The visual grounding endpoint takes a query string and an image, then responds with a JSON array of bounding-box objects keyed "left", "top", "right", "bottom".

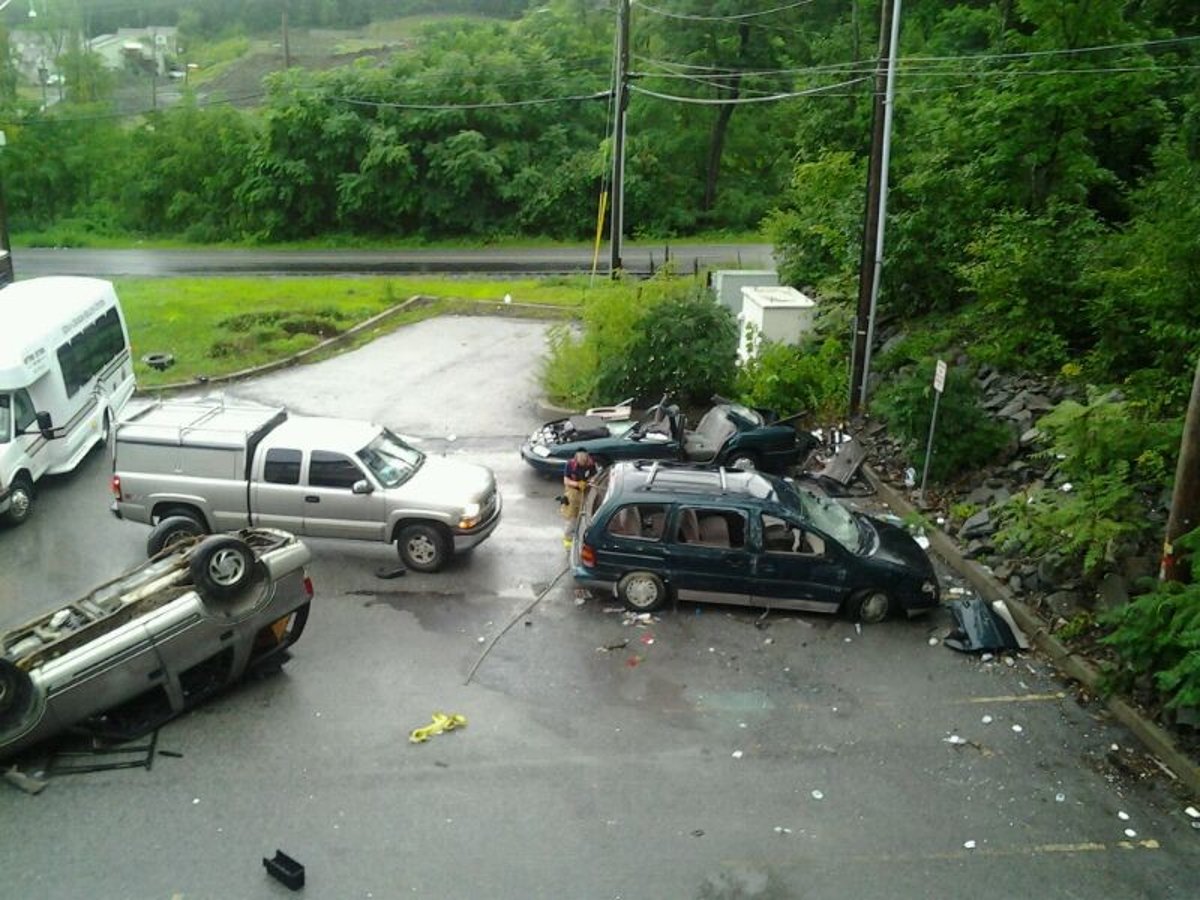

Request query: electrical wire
[
  {"left": 630, "top": 75, "right": 870, "bottom": 105},
  {"left": 333, "top": 90, "right": 612, "bottom": 112},
  {"left": 632, "top": 0, "right": 815, "bottom": 22}
]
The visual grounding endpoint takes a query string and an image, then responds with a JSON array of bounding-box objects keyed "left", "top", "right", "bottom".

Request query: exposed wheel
[
  {"left": 397, "top": 523, "right": 450, "bottom": 573},
  {"left": 847, "top": 589, "right": 892, "bottom": 625},
  {"left": 618, "top": 571, "right": 667, "bottom": 612},
  {"left": 147, "top": 514, "right": 206, "bottom": 557},
  {"left": 727, "top": 451, "right": 758, "bottom": 471},
  {"left": 2, "top": 474, "right": 33, "bottom": 527},
  {"left": 0, "top": 658, "right": 35, "bottom": 732},
  {"left": 190, "top": 535, "right": 256, "bottom": 602}
]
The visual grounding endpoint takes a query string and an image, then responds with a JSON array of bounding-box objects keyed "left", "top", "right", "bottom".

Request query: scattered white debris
[
  {"left": 764, "top": 637, "right": 774, "bottom": 645},
  {"left": 981, "top": 653, "right": 994, "bottom": 662},
  {"left": 739, "top": 722, "right": 747, "bottom": 729},
  {"left": 1118, "top": 811, "right": 1130, "bottom": 821},
  {"left": 1061, "top": 482, "right": 1073, "bottom": 492},
  {"left": 192, "top": 798, "right": 200, "bottom": 805},
  {"left": 1011, "top": 724, "right": 1024, "bottom": 734},
  {"left": 855, "top": 623, "right": 862, "bottom": 635},
  {"left": 944, "top": 735, "right": 967, "bottom": 746},
  {"left": 708, "top": 647, "right": 716, "bottom": 653},
  {"left": 981, "top": 715, "right": 993, "bottom": 725},
  {"left": 844, "top": 637, "right": 853, "bottom": 643},
  {"left": 504, "top": 293, "right": 512, "bottom": 304},
  {"left": 1111, "top": 743, "right": 1120, "bottom": 752},
  {"left": 773, "top": 826, "right": 792, "bottom": 835},
  {"left": 477, "top": 636, "right": 486, "bottom": 643},
  {"left": 1124, "top": 828, "right": 1137, "bottom": 838},
  {"left": 1055, "top": 793, "right": 1065, "bottom": 803},
  {"left": 963, "top": 840, "right": 976, "bottom": 850},
  {"left": 915, "top": 535, "right": 931, "bottom": 550},
  {"left": 1185, "top": 806, "right": 1200, "bottom": 819},
  {"left": 446, "top": 434, "right": 457, "bottom": 442},
  {"left": 732, "top": 751, "right": 744, "bottom": 760},
  {"left": 811, "top": 790, "right": 824, "bottom": 800},
  {"left": 928, "top": 637, "right": 940, "bottom": 646}
]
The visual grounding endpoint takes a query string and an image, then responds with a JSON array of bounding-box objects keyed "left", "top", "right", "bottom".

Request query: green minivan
[{"left": 571, "top": 461, "right": 940, "bottom": 624}]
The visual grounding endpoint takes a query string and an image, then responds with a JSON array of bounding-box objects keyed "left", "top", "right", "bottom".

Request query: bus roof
[{"left": 0, "top": 277, "right": 120, "bottom": 388}]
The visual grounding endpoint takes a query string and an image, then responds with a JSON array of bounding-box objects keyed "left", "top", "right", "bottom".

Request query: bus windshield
[{"left": 357, "top": 429, "right": 425, "bottom": 488}]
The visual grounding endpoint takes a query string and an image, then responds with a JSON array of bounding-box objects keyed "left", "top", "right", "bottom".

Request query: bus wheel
[{"left": 2, "top": 475, "right": 33, "bottom": 527}]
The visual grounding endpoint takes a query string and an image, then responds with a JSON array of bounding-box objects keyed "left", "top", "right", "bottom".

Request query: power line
[
  {"left": 334, "top": 90, "right": 612, "bottom": 112},
  {"left": 630, "top": 75, "right": 870, "bottom": 105},
  {"left": 632, "top": 0, "right": 815, "bottom": 22}
]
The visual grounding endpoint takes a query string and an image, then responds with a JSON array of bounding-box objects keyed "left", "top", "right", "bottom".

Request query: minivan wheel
[
  {"left": 147, "top": 514, "right": 205, "bottom": 557},
  {"left": 397, "top": 524, "right": 449, "bottom": 573},
  {"left": 2, "top": 475, "right": 33, "bottom": 526},
  {"left": 848, "top": 589, "right": 892, "bottom": 625},
  {"left": 0, "top": 658, "right": 35, "bottom": 732},
  {"left": 618, "top": 571, "right": 667, "bottom": 612},
  {"left": 190, "top": 535, "right": 256, "bottom": 602}
]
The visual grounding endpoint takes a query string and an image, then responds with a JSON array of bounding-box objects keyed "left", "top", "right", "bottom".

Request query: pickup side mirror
[
  {"left": 351, "top": 479, "right": 374, "bottom": 495},
  {"left": 36, "top": 411, "right": 55, "bottom": 440}
]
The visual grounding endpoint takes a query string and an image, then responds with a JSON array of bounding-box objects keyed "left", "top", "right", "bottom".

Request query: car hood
[
  {"left": 869, "top": 517, "right": 935, "bottom": 578},
  {"left": 396, "top": 455, "right": 495, "bottom": 507}
]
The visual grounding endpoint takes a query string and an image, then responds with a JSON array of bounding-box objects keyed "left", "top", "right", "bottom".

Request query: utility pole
[
  {"left": 609, "top": 0, "right": 630, "bottom": 275},
  {"left": 849, "top": 0, "right": 897, "bottom": 413},
  {"left": 1161, "top": 353, "right": 1200, "bottom": 582}
]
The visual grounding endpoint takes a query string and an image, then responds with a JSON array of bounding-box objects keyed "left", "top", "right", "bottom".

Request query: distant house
[{"left": 8, "top": 26, "right": 179, "bottom": 82}]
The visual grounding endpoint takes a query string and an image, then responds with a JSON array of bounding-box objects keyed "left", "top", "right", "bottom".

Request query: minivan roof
[{"left": 610, "top": 460, "right": 779, "bottom": 500}]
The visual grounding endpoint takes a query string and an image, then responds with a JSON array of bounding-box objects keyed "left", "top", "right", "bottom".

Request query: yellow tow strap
[{"left": 409, "top": 712, "right": 468, "bottom": 744}]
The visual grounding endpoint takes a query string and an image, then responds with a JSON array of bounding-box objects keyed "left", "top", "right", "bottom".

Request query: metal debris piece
[
  {"left": 944, "top": 597, "right": 1031, "bottom": 653},
  {"left": 3, "top": 766, "right": 48, "bottom": 795}
]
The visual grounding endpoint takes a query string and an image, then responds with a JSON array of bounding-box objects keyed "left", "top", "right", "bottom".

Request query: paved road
[
  {"left": 1, "top": 316, "right": 1197, "bottom": 899},
  {"left": 11, "top": 243, "right": 775, "bottom": 279}
]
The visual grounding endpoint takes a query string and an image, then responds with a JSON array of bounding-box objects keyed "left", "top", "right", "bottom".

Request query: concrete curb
[
  {"left": 139, "top": 297, "right": 576, "bottom": 397},
  {"left": 866, "top": 465, "right": 1200, "bottom": 796}
]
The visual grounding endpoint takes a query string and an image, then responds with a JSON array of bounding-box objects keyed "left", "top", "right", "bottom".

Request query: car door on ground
[
  {"left": 751, "top": 513, "right": 849, "bottom": 612},
  {"left": 668, "top": 505, "right": 753, "bottom": 605}
]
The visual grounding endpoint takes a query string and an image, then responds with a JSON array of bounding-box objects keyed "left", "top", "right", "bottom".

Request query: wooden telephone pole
[{"left": 1161, "top": 353, "right": 1200, "bottom": 581}]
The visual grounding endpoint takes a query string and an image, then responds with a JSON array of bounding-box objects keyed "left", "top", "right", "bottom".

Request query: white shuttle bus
[{"left": 0, "top": 277, "right": 136, "bottom": 526}]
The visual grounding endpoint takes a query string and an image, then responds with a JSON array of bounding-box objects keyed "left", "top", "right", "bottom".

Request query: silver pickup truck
[
  {"left": 1, "top": 528, "right": 312, "bottom": 762},
  {"left": 110, "top": 399, "right": 501, "bottom": 572}
]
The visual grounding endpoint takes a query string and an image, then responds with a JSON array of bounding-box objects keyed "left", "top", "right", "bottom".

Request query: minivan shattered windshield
[
  {"left": 779, "top": 479, "right": 871, "bottom": 552},
  {"left": 357, "top": 429, "right": 425, "bottom": 488}
]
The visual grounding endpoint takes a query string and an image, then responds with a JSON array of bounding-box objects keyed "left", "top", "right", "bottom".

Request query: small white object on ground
[
  {"left": 811, "top": 790, "right": 824, "bottom": 800},
  {"left": 963, "top": 840, "right": 976, "bottom": 850}
]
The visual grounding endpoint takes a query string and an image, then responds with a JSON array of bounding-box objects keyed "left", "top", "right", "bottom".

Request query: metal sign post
[{"left": 919, "top": 359, "right": 946, "bottom": 500}]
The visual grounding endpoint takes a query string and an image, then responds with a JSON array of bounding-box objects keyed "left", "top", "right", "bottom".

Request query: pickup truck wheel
[
  {"left": 0, "top": 659, "right": 35, "bottom": 732},
  {"left": 190, "top": 535, "right": 256, "bottom": 602},
  {"left": 397, "top": 524, "right": 449, "bottom": 573},
  {"left": 147, "top": 515, "right": 205, "bottom": 557},
  {"left": 2, "top": 474, "right": 33, "bottom": 526}
]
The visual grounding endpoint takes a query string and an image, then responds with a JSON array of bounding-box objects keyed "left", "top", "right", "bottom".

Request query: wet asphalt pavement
[{"left": 1, "top": 316, "right": 1197, "bottom": 899}]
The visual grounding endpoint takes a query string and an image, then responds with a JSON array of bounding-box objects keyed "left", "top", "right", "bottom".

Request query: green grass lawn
[{"left": 117, "top": 275, "right": 588, "bottom": 387}]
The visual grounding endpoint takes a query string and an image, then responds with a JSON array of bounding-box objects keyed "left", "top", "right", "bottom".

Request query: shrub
[
  {"left": 1102, "top": 530, "right": 1200, "bottom": 711},
  {"left": 735, "top": 336, "right": 848, "bottom": 422},
  {"left": 993, "top": 391, "right": 1176, "bottom": 577},
  {"left": 870, "top": 366, "right": 1010, "bottom": 482}
]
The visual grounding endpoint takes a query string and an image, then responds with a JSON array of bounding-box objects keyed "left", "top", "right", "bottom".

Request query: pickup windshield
[
  {"left": 356, "top": 429, "right": 425, "bottom": 488},
  {"left": 0, "top": 395, "right": 9, "bottom": 444}
]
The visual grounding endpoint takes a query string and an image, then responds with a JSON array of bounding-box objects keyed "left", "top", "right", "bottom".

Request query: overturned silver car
[{"left": 0, "top": 529, "right": 313, "bottom": 762}]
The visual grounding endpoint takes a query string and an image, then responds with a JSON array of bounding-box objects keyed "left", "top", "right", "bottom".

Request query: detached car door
[
  {"left": 751, "top": 513, "right": 849, "bottom": 612},
  {"left": 301, "top": 450, "right": 386, "bottom": 540}
]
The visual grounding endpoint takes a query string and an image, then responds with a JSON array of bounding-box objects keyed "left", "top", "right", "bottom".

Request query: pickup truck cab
[{"left": 111, "top": 399, "right": 501, "bottom": 572}]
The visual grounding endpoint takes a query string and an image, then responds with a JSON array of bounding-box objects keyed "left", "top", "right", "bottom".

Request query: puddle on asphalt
[{"left": 351, "top": 588, "right": 482, "bottom": 632}]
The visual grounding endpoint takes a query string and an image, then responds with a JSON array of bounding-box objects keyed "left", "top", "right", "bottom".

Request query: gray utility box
[{"left": 711, "top": 270, "right": 778, "bottom": 317}]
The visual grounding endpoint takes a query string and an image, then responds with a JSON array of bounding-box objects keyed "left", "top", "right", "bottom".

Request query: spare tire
[
  {"left": 0, "top": 658, "right": 35, "bottom": 733},
  {"left": 147, "top": 514, "right": 205, "bottom": 557},
  {"left": 189, "top": 535, "right": 256, "bottom": 602}
]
